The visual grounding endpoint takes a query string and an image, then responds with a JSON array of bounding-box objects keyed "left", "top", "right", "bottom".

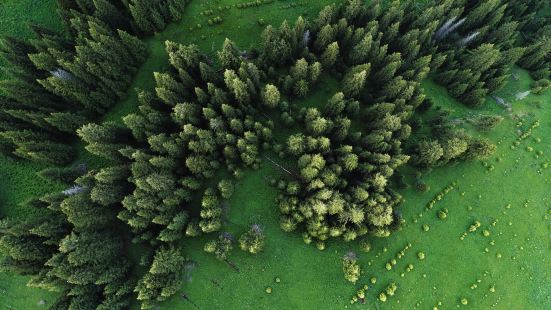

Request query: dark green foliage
[
  {"left": 77, "top": 122, "right": 130, "bottom": 161},
  {"left": 515, "top": 3, "right": 550, "bottom": 79},
  {"left": 260, "top": 20, "right": 298, "bottom": 66},
  {"left": 471, "top": 114, "right": 504, "bottom": 132},
  {"left": 33, "top": 20, "right": 148, "bottom": 114},
  {"left": 0, "top": 13, "right": 148, "bottom": 164},
  {"left": 416, "top": 98, "right": 434, "bottom": 113},
  {"left": 0, "top": 174, "right": 134, "bottom": 308},
  {"left": 57, "top": 0, "right": 188, "bottom": 36},
  {"left": 38, "top": 164, "right": 87, "bottom": 184},
  {"left": 0, "top": 0, "right": 191, "bottom": 164},
  {"left": 431, "top": 0, "right": 550, "bottom": 105},
  {"left": 410, "top": 112, "right": 496, "bottom": 167},
  {"left": 135, "top": 246, "right": 185, "bottom": 309},
  {"left": 531, "top": 78, "right": 551, "bottom": 95},
  {"left": 0, "top": 216, "right": 63, "bottom": 275},
  {"left": 128, "top": 0, "right": 189, "bottom": 34}
]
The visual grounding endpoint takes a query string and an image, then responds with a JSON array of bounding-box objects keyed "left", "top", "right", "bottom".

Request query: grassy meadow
[{"left": 0, "top": 0, "right": 550, "bottom": 309}]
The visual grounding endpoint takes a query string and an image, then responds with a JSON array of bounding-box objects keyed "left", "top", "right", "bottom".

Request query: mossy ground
[{"left": 1, "top": 1, "right": 550, "bottom": 309}]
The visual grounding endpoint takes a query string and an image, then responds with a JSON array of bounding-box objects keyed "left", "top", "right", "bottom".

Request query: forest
[{"left": 0, "top": 0, "right": 549, "bottom": 309}]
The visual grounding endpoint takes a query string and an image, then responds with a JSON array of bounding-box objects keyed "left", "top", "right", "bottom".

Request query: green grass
[
  {"left": 1, "top": 1, "right": 550, "bottom": 309},
  {"left": 0, "top": 0, "right": 62, "bottom": 38}
]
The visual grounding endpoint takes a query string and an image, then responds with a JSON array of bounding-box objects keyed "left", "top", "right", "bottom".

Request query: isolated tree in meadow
[
  {"left": 239, "top": 224, "right": 265, "bottom": 254},
  {"left": 342, "top": 251, "right": 361, "bottom": 284}
]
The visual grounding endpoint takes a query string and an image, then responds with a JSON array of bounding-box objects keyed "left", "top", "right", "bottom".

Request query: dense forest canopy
[{"left": 0, "top": 0, "right": 549, "bottom": 309}]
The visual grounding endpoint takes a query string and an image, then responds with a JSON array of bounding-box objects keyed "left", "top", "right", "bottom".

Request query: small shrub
[
  {"left": 416, "top": 98, "right": 434, "bottom": 113},
  {"left": 359, "top": 239, "right": 371, "bottom": 253},
  {"left": 472, "top": 114, "right": 503, "bottom": 132},
  {"left": 531, "top": 79, "right": 551, "bottom": 95},
  {"left": 416, "top": 180, "right": 430, "bottom": 192}
]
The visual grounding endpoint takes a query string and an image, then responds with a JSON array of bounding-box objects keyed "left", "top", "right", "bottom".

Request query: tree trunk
[{"left": 224, "top": 259, "right": 240, "bottom": 272}]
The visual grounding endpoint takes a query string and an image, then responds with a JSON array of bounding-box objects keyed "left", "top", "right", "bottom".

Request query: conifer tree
[
  {"left": 262, "top": 84, "right": 281, "bottom": 108},
  {"left": 218, "top": 38, "right": 241, "bottom": 70},
  {"left": 321, "top": 42, "right": 340, "bottom": 68}
]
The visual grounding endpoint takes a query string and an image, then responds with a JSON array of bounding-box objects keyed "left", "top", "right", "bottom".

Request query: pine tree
[
  {"left": 342, "top": 64, "right": 370, "bottom": 98},
  {"left": 262, "top": 84, "right": 280, "bottom": 108},
  {"left": 38, "top": 165, "right": 87, "bottom": 184},
  {"left": 321, "top": 42, "right": 340, "bottom": 68},
  {"left": 44, "top": 112, "right": 89, "bottom": 133},
  {"left": 414, "top": 139, "right": 443, "bottom": 167},
  {"left": 129, "top": 0, "right": 155, "bottom": 33},
  {"left": 294, "top": 79, "right": 310, "bottom": 98},
  {"left": 218, "top": 38, "right": 241, "bottom": 70}
]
